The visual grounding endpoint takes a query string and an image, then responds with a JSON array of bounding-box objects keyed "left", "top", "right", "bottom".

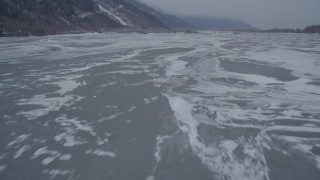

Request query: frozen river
[{"left": 0, "top": 32, "right": 320, "bottom": 180}]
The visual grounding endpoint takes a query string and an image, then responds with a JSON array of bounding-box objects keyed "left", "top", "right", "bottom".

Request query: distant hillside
[
  {"left": 124, "top": 0, "right": 192, "bottom": 30},
  {"left": 180, "top": 16, "right": 259, "bottom": 31},
  {"left": 0, "top": 0, "right": 190, "bottom": 36}
]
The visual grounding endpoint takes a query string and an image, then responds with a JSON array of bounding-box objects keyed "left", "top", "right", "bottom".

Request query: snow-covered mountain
[{"left": 0, "top": 0, "right": 189, "bottom": 35}]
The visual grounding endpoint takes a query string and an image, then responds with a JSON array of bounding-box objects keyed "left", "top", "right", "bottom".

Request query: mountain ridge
[
  {"left": 0, "top": 0, "right": 259, "bottom": 36},
  {"left": 0, "top": 0, "right": 189, "bottom": 36}
]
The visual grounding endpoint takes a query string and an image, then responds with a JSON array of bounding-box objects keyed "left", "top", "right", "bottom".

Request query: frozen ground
[{"left": 0, "top": 32, "right": 320, "bottom": 180}]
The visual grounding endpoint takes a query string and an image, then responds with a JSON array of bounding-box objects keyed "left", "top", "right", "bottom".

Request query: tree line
[{"left": 265, "top": 25, "right": 320, "bottom": 33}]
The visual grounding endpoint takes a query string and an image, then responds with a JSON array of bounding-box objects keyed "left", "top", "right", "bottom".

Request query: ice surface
[
  {"left": 54, "top": 132, "right": 85, "bottom": 147},
  {"left": 7, "top": 134, "right": 30, "bottom": 147},
  {"left": 42, "top": 156, "right": 57, "bottom": 165},
  {"left": 59, "top": 154, "right": 72, "bottom": 161},
  {"left": 53, "top": 116, "right": 96, "bottom": 147},
  {"left": 13, "top": 145, "right": 31, "bottom": 159},
  {"left": 86, "top": 150, "right": 116, "bottom": 157},
  {"left": 0, "top": 165, "right": 6, "bottom": 172},
  {"left": 167, "top": 96, "right": 269, "bottom": 180},
  {"left": 146, "top": 175, "right": 155, "bottom": 180},
  {"left": 32, "top": 147, "right": 61, "bottom": 158},
  {"left": 31, "top": 147, "right": 62, "bottom": 166},
  {"left": 17, "top": 95, "right": 81, "bottom": 120},
  {"left": 154, "top": 135, "right": 170, "bottom": 164},
  {"left": 43, "top": 169, "right": 73, "bottom": 179},
  {"left": 166, "top": 60, "right": 188, "bottom": 76},
  {"left": 48, "top": 76, "right": 82, "bottom": 95},
  {"left": 143, "top": 96, "right": 158, "bottom": 104},
  {"left": 1, "top": 32, "right": 319, "bottom": 179},
  {"left": 55, "top": 116, "right": 95, "bottom": 135}
]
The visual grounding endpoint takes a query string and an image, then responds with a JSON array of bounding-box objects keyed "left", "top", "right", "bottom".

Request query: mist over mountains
[{"left": 180, "top": 16, "right": 259, "bottom": 31}]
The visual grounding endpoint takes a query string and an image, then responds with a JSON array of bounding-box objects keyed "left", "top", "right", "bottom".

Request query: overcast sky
[{"left": 140, "top": 0, "right": 320, "bottom": 29}]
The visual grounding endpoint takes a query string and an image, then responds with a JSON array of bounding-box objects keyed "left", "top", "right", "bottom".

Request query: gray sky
[{"left": 140, "top": 0, "right": 320, "bottom": 29}]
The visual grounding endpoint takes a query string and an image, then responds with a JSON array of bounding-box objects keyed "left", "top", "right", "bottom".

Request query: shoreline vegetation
[
  {"left": 0, "top": 23, "right": 319, "bottom": 37},
  {"left": 0, "top": 23, "right": 198, "bottom": 37},
  {"left": 0, "top": 27, "right": 197, "bottom": 37},
  {"left": 263, "top": 25, "right": 320, "bottom": 34}
]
